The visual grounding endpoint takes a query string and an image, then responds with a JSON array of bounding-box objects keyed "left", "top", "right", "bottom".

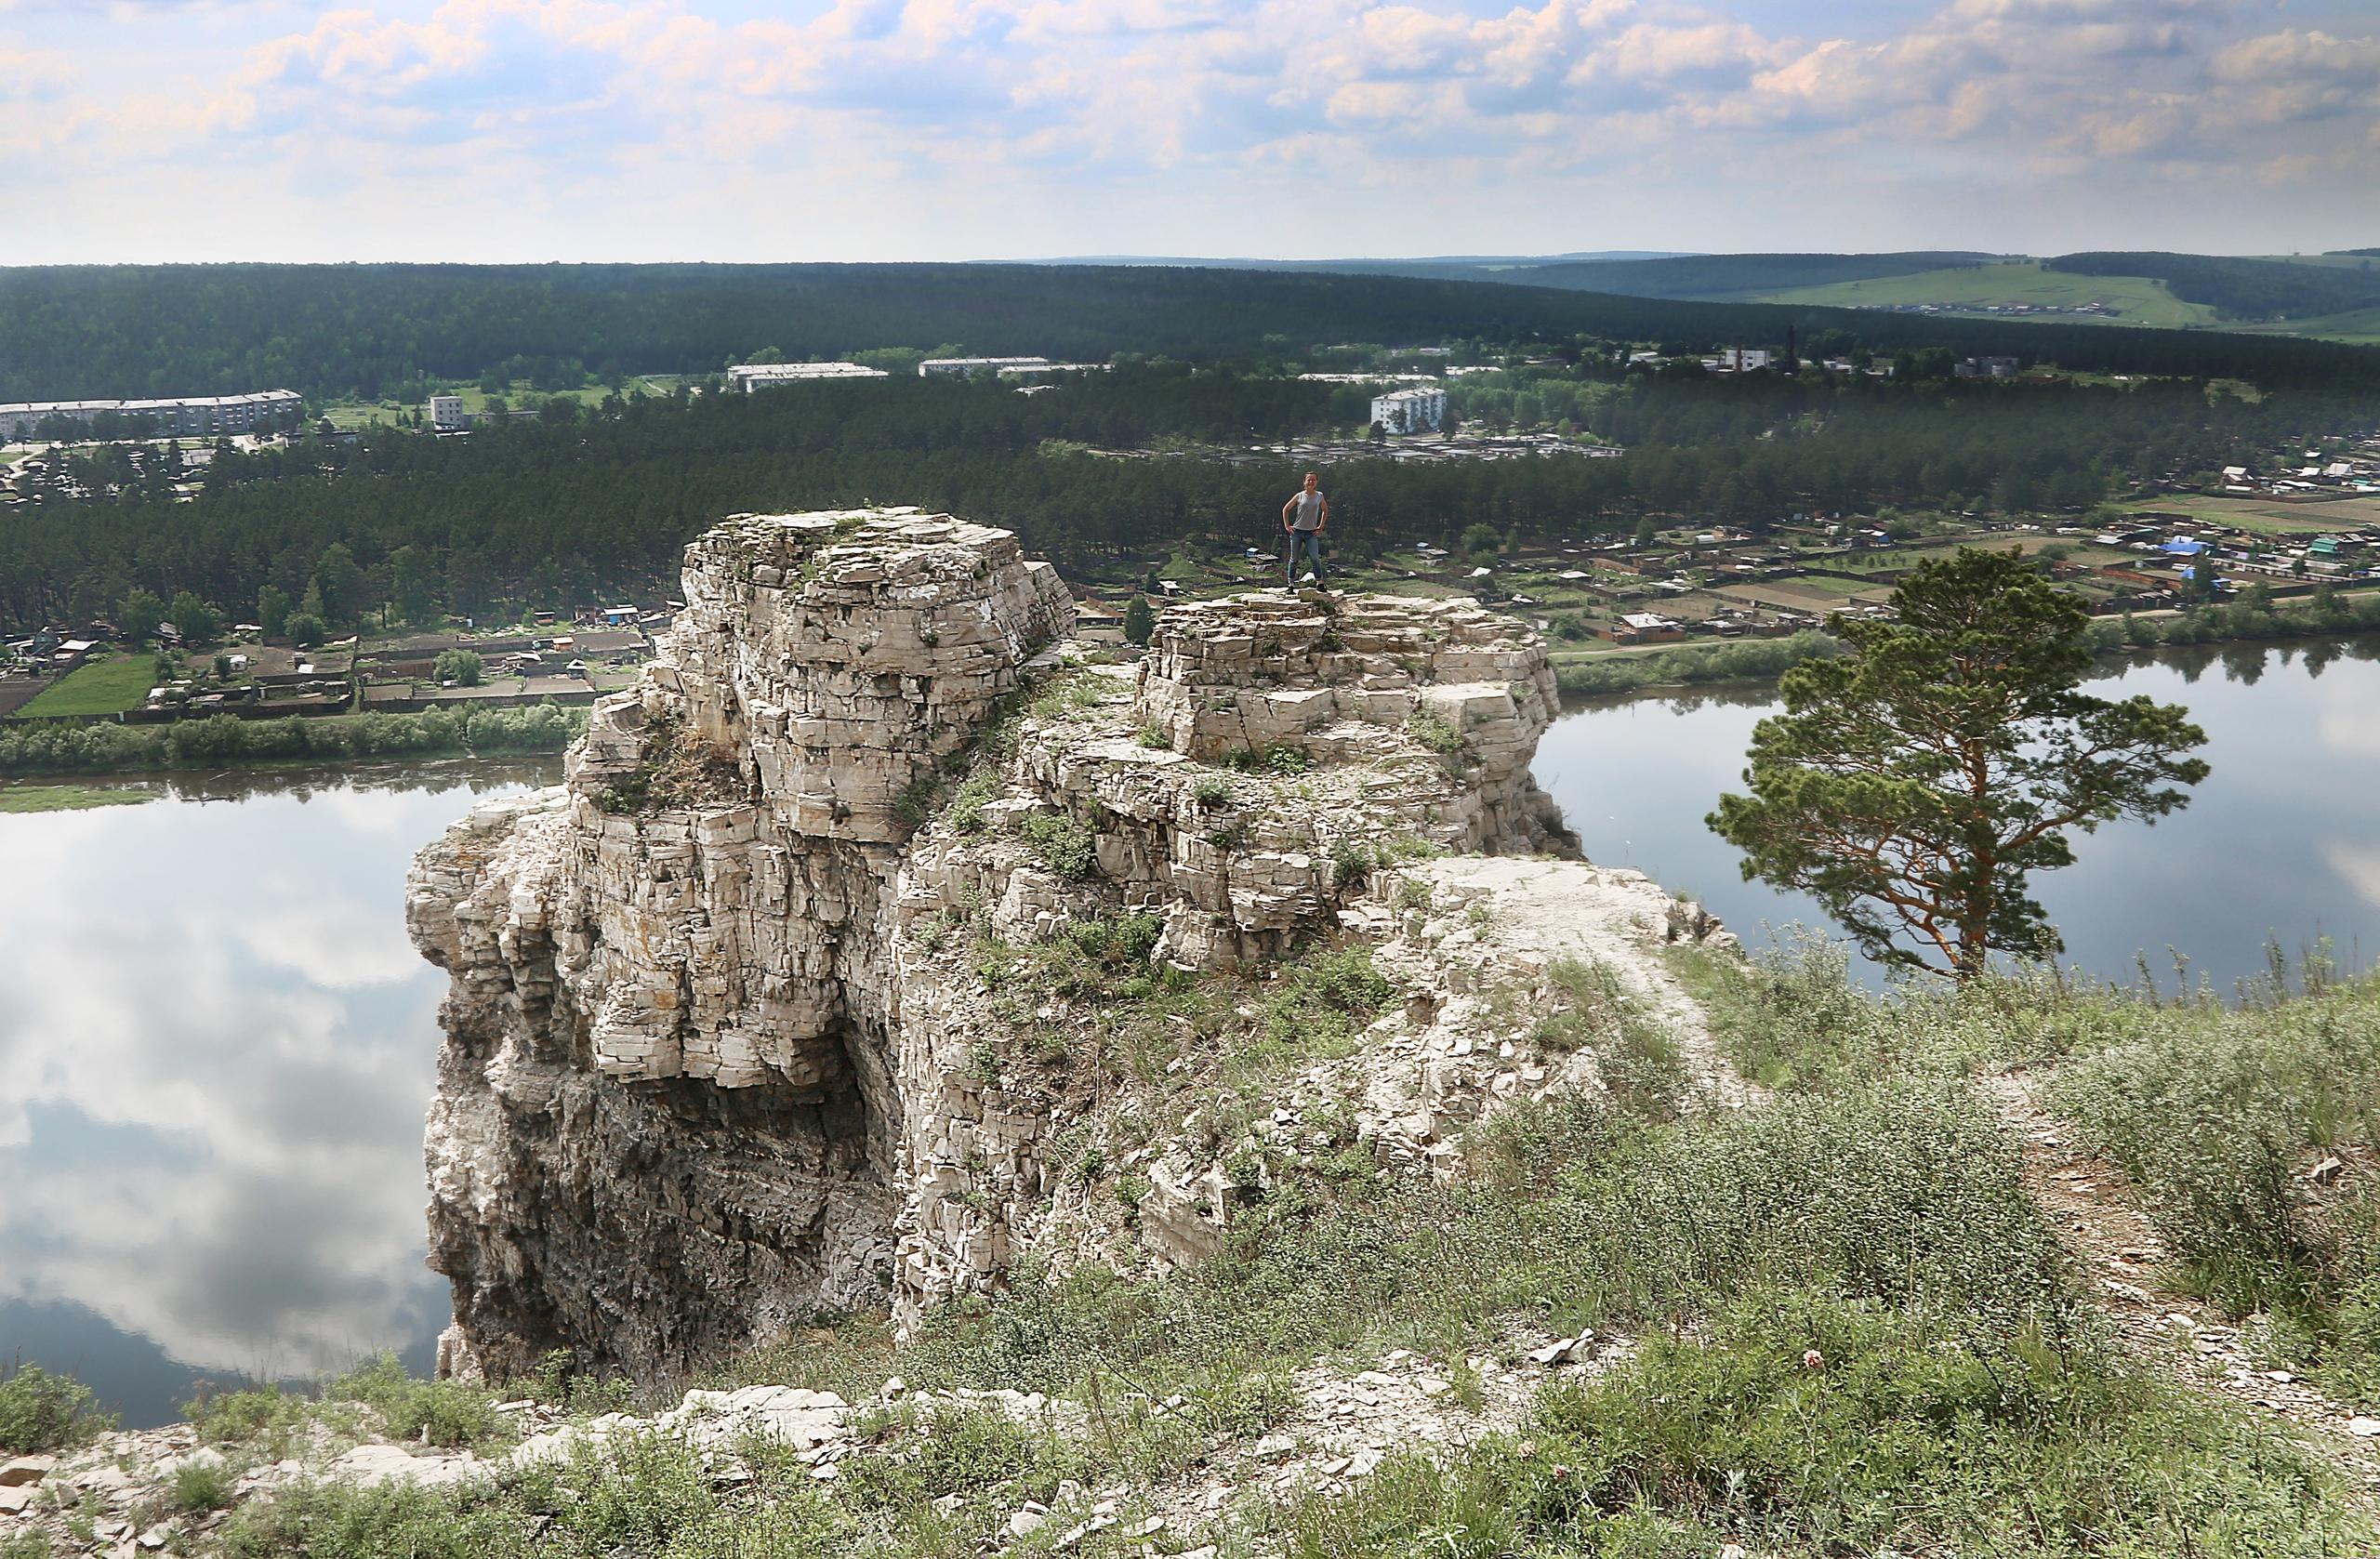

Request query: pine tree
[{"left": 1709, "top": 548, "right": 2209, "bottom": 980}]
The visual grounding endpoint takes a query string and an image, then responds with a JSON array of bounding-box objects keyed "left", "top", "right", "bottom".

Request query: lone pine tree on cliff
[{"left": 1709, "top": 548, "right": 2209, "bottom": 982}]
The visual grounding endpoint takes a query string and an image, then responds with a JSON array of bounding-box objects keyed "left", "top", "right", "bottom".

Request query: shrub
[
  {"left": 1224, "top": 946, "right": 1400, "bottom": 1087},
  {"left": 1190, "top": 774, "right": 1232, "bottom": 809},
  {"left": 1019, "top": 809, "right": 1097, "bottom": 879},
  {"left": 430, "top": 648, "right": 483, "bottom": 686},
  {"left": 0, "top": 1363, "right": 112, "bottom": 1453}
]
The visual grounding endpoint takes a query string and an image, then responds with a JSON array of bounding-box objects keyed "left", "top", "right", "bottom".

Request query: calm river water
[
  {"left": 1536, "top": 640, "right": 2380, "bottom": 989},
  {"left": 0, "top": 760, "right": 557, "bottom": 1427},
  {"left": 6, "top": 641, "right": 2377, "bottom": 1426}
]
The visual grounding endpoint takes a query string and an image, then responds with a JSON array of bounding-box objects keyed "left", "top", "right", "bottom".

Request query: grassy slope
[
  {"left": 16, "top": 655, "right": 157, "bottom": 718},
  {"left": 1759, "top": 260, "right": 2221, "bottom": 328},
  {"left": 1489, "top": 251, "right": 2000, "bottom": 300}
]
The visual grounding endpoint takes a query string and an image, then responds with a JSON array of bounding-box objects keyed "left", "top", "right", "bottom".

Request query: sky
[{"left": 4, "top": 0, "right": 2377, "bottom": 263}]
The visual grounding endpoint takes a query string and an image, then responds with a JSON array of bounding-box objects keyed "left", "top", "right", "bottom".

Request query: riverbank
[
  {"left": 1549, "top": 588, "right": 2380, "bottom": 699},
  {"left": 0, "top": 703, "right": 587, "bottom": 779}
]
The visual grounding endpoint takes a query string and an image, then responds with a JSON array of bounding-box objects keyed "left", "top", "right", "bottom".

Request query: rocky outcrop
[{"left": 407, "top": 507, "right": 1711, "bottom": 1391}]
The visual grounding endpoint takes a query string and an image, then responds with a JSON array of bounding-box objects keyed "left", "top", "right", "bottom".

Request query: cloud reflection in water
[{"left": 0, "top": 766, "right": 551, "bottom": 1409}]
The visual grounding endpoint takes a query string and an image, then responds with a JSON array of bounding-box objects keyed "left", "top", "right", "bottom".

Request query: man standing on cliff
[{"left": 1281, "top": 471, "right": 1329, "bottom": 589}]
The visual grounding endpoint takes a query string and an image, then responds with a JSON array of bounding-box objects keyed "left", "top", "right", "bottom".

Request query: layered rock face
[
  {"left": 409, "top": 510, "right": 1071, "bottom": 1383},
  {"left": 408, "top": 509, "right": 1653, "bottom": 1390}
]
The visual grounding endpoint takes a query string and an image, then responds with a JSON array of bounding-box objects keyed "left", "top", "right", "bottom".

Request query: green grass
[
  {"left": 1760, "top": 259, "right": 2221, "bottom": 328},
  {"left": 15, "top": 654, "right": 159, "bottom": 718},
  {"left": 0, "top": 783, "right": 152, "bottom": 812},
  {"left": 1686, "top": 930, "right": 2380, "bottom": 1407},
  {"left": 1290, "top": 1288, "right": 2364, "bottom": 1559}
]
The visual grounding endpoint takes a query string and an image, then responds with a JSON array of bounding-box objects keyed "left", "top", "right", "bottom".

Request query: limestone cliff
[{"left": 407, "top": 507, "right": 1718, "bottom": 1390}]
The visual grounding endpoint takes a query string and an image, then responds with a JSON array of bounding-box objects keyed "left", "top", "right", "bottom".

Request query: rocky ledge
[{"left": 405, "top": 507, "right": 1726, "bottom": 1391}]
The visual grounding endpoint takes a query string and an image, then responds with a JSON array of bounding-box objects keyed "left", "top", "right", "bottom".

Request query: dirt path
[{"left": 1978, "top": 1069, "right": 2380, "bottom": 1500}]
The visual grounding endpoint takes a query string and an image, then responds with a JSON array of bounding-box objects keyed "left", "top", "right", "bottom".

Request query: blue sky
[{"left": 3, "top": 0, "right": 2375, "bottom": 262}]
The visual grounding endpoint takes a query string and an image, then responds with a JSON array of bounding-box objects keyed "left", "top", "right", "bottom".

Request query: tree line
[{"left": 10, "top": 262, "right": 2380, "bottom": 403}]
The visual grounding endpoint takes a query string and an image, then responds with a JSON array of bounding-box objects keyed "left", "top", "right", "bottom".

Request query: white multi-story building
[
  {"left": 0, "top": 390, "right": 302, "bottom": 441},
  {"left": 427, "top": 394, "right": 469, "bottom": 431},
  {"left": 1706, "top": 348, "right": 1772, "bottom": 373},
  {"left": 918, "top": 356, "right": 1051, "bottom": 377},
  {"left": 727, "top": 362, "right": 892, "bottom": 391},
  {"left": 998, "top": 363, "right": 1109, "bottom": 380},
  {"left": 1370, "top": 386, "right": 1448, "bottom": 435}
]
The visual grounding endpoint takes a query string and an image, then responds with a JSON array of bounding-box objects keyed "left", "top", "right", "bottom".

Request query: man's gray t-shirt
[{"left": 1289, "top": 490, "right": 1326, "bottom": 530}]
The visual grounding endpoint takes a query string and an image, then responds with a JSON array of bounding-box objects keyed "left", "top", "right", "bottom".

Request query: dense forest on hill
[
  {"left": 9, "top": 262, "right": 2380, "bottom": 403},
  {"left": 1488, "top": 252, "right": 2000, "bottom": 300},
  {"left": 2049, "top": 252, "right": 2380, "bottom": 321},
  {"left": 3, "top": 367, "right": 2360, "bottom": 634}
]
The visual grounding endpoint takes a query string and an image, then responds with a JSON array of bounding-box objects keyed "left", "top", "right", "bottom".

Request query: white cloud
[{"left": 3, "top": 0, "right": 2378, "bottom": 258}]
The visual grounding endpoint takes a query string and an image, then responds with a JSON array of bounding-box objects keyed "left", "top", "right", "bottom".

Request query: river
[
  {"left": 7, "top": 641, "right": 2378, "bottom": 1426},
  {"left": 1535, "top": 639, "right": 2380, "bottom": 990},
  {"left": 0, "top": 760, "right": 559, "bottom": 1428}
]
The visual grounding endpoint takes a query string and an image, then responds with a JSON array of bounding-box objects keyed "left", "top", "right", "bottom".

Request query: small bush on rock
[{"left": 0, "top": 1362, "right": 112, "bottom": 1453}]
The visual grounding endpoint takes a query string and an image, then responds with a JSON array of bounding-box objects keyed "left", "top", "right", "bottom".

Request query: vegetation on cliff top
[{"left": 22, "top": 927, "right": 2378, "bottom": 1557}]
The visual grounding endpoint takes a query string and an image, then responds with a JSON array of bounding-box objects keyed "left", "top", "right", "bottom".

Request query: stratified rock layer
[{"left": 408, "top": 509, "right": 1659, "bottom": 1389}]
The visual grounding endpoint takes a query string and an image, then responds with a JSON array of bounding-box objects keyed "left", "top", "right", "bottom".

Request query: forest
[
  {"left": 6, "top": 363, "right": 2371, "bottom": 636},
  {"left": 10, "top": 262, "right": 2380, "bottom": 403}
]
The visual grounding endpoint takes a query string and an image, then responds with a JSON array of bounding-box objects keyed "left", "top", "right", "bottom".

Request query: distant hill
[
  {"left": 1024, "top": 251, "right": 1695, "bottom": 271},
  {"left": 6, "top": 261, "right": 2379, "bottom": 402},
  {"left": 1481, "top": 252, "right": 2004, "bottom": 301},
  {"left": 2048, "top": 252, "right": 2380, "bottom": 321}
]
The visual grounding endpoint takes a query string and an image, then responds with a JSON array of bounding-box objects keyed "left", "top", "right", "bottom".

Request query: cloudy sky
[{"left": 5, "top": 0, "right": 2376, "bottom": 263}]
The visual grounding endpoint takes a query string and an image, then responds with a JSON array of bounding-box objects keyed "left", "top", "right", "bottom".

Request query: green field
[
  {"left": 15, "top": 655, "right": 157, "bottom": 718},
  {"left": 2120, "top": 493, "right": 2380, "bottom": 535},
  {"left": 0, "top": 783, "right": 153, "bottom": 813},
  {"left": 1760, "top": 260, "right": 2219, "bottom": 328},
  {"left": 2231, "top": 305, "right": 2380, "bottom": 346},
  {"left": 1760, "top": 258, "right": 2380, "bottom": 343}
]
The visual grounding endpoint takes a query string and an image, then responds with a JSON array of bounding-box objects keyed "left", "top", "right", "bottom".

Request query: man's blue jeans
[{"left": 1285, "top": 528, "right": 1326, "bottom": 584}]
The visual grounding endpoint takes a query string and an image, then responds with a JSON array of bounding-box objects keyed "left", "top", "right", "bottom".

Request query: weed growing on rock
[
  {"left": 1404, "top": 707, "right": 1463, "bottom": 756},
  {"left": 593, "top": 713, "right": 745, "bottom": 814},
  {"left": 326, "top": 1356, "right": 509, "bottom": 1451},
  {"left": 172, "top": 1459, "right": 237, "bottom": 1513},
  {"left": 184, "top": 1384, "right": 312, "bottom": 1455}
]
